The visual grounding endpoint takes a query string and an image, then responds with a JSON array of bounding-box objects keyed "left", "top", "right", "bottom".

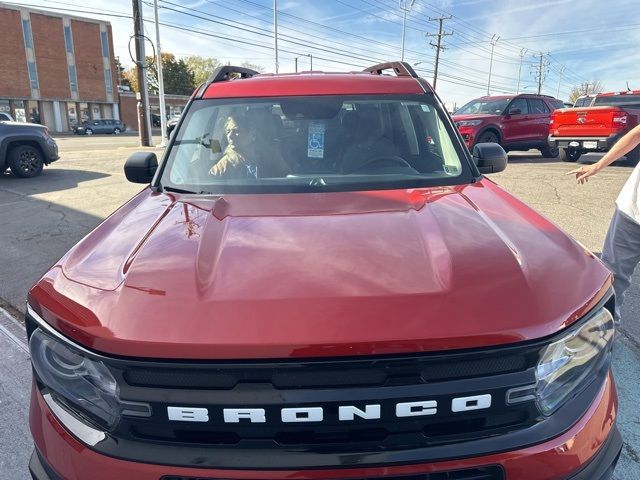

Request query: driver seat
[{"left": 340, "top": 106, "right": 400, "bottom": 174}]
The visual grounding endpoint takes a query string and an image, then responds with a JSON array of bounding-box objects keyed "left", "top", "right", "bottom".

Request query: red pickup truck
[{"left": 549, "top": 91, "right": 640, "bottom": 163}]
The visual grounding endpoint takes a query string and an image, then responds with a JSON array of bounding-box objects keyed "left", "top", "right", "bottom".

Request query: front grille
[
  {"left": 123, "top": 351, "right": 531, "bottom": 390},
  {"left": 98, "top": 344, "right": 547, "bottom": 469},
  {"left": 161, "top": 465, "right": 505, "bottom": 480}
]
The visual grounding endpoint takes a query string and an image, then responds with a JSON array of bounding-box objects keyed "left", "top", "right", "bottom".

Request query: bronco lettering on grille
[{"left": 166, "top": 394, "right": 492, "bottom": 423}]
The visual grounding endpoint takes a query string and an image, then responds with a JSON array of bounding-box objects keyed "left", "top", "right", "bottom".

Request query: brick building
[
  {"left": 119, "top": 91, "right": 188, "bottom": 131},
  {"left": 0, "top": 3, "right": 118, "bottom": 132}
]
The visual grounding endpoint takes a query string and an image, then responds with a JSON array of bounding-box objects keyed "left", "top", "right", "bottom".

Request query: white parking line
[{"left": 0, "top": 307, "right": 28, "bottom": 354}]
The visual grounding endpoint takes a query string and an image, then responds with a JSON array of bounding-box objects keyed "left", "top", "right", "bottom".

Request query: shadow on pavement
[
  {"left": 0, "top": 168, "right": 110, "bottom": 195},
  {"left": 0, "top": 193, "right": 103, "bottom": 314},
  {"left": 506, "top": 153, "right": 560, "bottom": 164}
]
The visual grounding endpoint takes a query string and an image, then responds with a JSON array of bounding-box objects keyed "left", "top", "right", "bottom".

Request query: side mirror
[
  {"left": 508, "top": 108, "right": 522, "bottom": 115},
  {"left": 473, "top": 143, "right": 507, "bottom": 174},
  {"left": 124, "top": 152, "right": 158, "bottom": 183}
]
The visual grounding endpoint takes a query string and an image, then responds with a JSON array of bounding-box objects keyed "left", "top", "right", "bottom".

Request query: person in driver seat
[{"left": 209, "top": 114, "right": 289, "bottom": 179}]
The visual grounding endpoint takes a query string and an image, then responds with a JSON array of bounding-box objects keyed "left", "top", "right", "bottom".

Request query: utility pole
[
  {"left": 516, "top": 48, "right": 527, "bottom": 94},
  {"left": 556, "top": 65, "right": 565, "bottom": 98},
  {"left": 153, "top": 0, "right": 167, "bottom": 147},
  {"left": 132, "top": 0, "right": 150, "bottom": 146},
  {"left": 294, "top": 54, "right": 312, "bottom": 72},
  {"left": 425, "top": 15, "right": 452, "bottom": 90},
  {"left": 487, "top": 34, "right": 499, "bottom": 95},
  {"left": 532, "top": 52, "right": 550, "bottom": 95},
  {"left": 399, "top": 0, "right": 416, "bottom": 61},
  {"left": 273, "top": 0, "right": 279, "bottom": 73}
]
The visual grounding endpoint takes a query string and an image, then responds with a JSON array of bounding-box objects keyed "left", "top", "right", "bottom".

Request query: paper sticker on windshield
[{"left": 308, "top": 121, "right": 326, "bottom": 158}]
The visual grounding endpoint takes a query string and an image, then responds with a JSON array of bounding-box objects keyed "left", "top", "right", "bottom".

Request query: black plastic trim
[
  {"left": 364, "top": 61, "right": 419, "bottom": 78},
  {"left": 29, "top": 449, "right": 62, "bottom": 480}
]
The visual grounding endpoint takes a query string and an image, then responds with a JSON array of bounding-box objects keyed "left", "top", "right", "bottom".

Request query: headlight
[
  {"left": 30, "top": 329, "right": 121, "bottom": 430},
  {"left": 456, "top": 120, "right": 483, "bottom": 127},
  {"left": 535, "top": 307, "right": 614, "bottom": 415}
]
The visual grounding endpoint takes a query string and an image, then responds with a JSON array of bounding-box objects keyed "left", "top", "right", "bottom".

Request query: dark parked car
[
  {"left": 166, "top": 115, "right": 180, "bottom": 137},
  {"left": 0, "top": 121, "right": 59, "bottom": 177},
  {"left": 74, "top": 119, "right": 125, "bottom": 135}
]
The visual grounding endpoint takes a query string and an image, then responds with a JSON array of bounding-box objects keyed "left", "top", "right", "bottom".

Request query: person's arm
[{"left": 567, "top": 123, "right": 640, "bottom": 184}]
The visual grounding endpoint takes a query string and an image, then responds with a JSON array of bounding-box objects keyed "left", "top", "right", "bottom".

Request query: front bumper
[
  {"left": 45, "top": 138, "right": 59, "bottom": 163},
  {"left": 29, "top": 371, "right": 621, "bottom": 480},
  {"left": 548, "top": 132, "right": 623, "bottom": 153}
]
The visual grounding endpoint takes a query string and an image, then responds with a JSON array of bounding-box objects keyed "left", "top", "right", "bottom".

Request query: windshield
[
  {"left": 455, "top": 98, "right": 510, "bottom": 115},
  {"left": 159, "top": 95, "right": 471, "bottom": 194},
  {"left": 593, "top": 94, "right": 640, "bottom": 108}
]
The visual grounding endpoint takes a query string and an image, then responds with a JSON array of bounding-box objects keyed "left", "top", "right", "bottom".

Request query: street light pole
[
  {"left": 516, "top": 48, "right": 527, "bottom": 94},
  {"left": 294, "top": 54, "right": 313, "bottom": 72},
  {"left": 557, "top": 65, "right": 565, "bottom": 98},
  {"left": 273, "top": 0, "right": 279, "bottom": 73},
  {"left": 400, "top": 0, "right": 416, "bottom": 61},
  {"left": 153, "top": 0, "right": 167, "bottom": 147},
  {"left": 487, "top": 34, "right": 499, "bottom": 95}
]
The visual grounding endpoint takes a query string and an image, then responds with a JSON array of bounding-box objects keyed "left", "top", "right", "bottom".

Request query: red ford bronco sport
[{"left": 27, "top": 62, "right": 621, "bottom": 480}]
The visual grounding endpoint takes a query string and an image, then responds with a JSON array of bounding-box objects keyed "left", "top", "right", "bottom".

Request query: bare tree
[{"left": 569, "top": 81, "right": 604, "bottom": 103}]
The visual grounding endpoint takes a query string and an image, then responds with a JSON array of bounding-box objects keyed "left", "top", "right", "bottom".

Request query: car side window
[
  {"left": 507, "top": 98, "right": 528, "bottom": 115},
  {"left": 93, "top": 121, "right": 100, "bottom": 125},
  {"left": 528, "top": 99, "right": 550, "bottom": 114}
]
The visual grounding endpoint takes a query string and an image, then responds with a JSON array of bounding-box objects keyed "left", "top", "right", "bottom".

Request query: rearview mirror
[
  {"left": 124, "top": 152, "right": 158, "bottom": 183},
  {"left": 473, "top": 143, "right": 507, "bottom": 174},
  {"left": 508, "top": 108, "right": 522, "bottom": 115}
]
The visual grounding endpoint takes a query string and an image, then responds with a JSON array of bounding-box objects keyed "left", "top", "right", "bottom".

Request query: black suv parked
[
  {"left": 74, "top": 119, "right": 125, "bottom": 135},
  {"left": 0, "top": 121, "right": 59, "bottom": 177}
]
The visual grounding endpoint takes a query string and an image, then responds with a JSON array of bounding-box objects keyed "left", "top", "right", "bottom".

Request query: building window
[
  {"left": 68, "top": 65, "right": 78, "bottom": 93},
  {"left": 22, "top": 19, "right": 33, "bottom": 49},
  {"left": 64, "top": 25, "right": 74, "bottom": 54},
  {"left": 100, "top": 31, "right": 109, "bottom": 58},
  {"left": 104, "top": 68, "right": 113, "bottom": 94},
  {"left": 14, "top": 100, "right": 26, "bottom": 122},
  {"left": 27, "top": 61, "right": 39, "bottom": 90}
]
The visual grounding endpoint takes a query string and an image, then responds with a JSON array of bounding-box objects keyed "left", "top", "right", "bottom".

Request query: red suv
[
  {"left": 453, "top": 94, "right": 564, "bottom": 157},
  {"left": 27, "top": 62, "right": 621, "bottom": 480}
]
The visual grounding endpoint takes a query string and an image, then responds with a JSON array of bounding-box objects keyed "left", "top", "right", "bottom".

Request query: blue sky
[{"left": 7, "top": 0, "right": 640, "bottom": 106}]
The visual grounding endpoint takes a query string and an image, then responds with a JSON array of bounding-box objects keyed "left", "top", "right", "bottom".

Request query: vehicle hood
[
  {"left": 30, "top": 181, "right": 610, "bottom": 359},
  {"left": 452, "top": 114, "right": 497, "bottom": 123},
  {"left": 2, "top": 121, "right": 44, "bottom": 129}
]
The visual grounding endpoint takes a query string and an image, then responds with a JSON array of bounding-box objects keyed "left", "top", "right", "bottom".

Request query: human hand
[
  {"left": 209, "top": 149, "right": 244, "bottom": 176},
  {"left": 566, "top": 163, "right": 601, "bottom": 184}
]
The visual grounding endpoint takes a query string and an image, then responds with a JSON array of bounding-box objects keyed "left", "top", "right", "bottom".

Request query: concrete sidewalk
[{"left": 1, "top": 306, "right": 638, "bottom": 479}]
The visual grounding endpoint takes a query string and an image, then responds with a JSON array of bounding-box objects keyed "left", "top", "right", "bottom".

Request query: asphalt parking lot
[{"left": 0, "top": 135, "right": 639, "bottom": 478}]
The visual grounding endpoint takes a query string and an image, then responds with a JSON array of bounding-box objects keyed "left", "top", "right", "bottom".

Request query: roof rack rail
[
  {"left": 196, "top": 65, "right": 260, "bottom": 98},
  {"left": 206, "top": 65, "right": 260, "bottom": 84},
  {"left": 364, "top": 62, "right": 419, "bottom": 78}
]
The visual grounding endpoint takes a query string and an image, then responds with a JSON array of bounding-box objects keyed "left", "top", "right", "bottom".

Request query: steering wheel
[{"left": 345, "top": 155, "right": 417, "bottom": 174}]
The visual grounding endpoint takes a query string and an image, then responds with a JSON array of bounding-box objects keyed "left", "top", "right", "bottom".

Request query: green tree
[
  {"left": 184, "top": 55, "right": 222, "bottom": 85},
  {"left": 124, "top": 53, "right": 196, "bottom": 96}
]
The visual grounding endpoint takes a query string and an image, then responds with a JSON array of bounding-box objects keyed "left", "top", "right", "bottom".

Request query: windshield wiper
[{"left": 161, "top": 185, "right": 200, "bottom": 194}]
